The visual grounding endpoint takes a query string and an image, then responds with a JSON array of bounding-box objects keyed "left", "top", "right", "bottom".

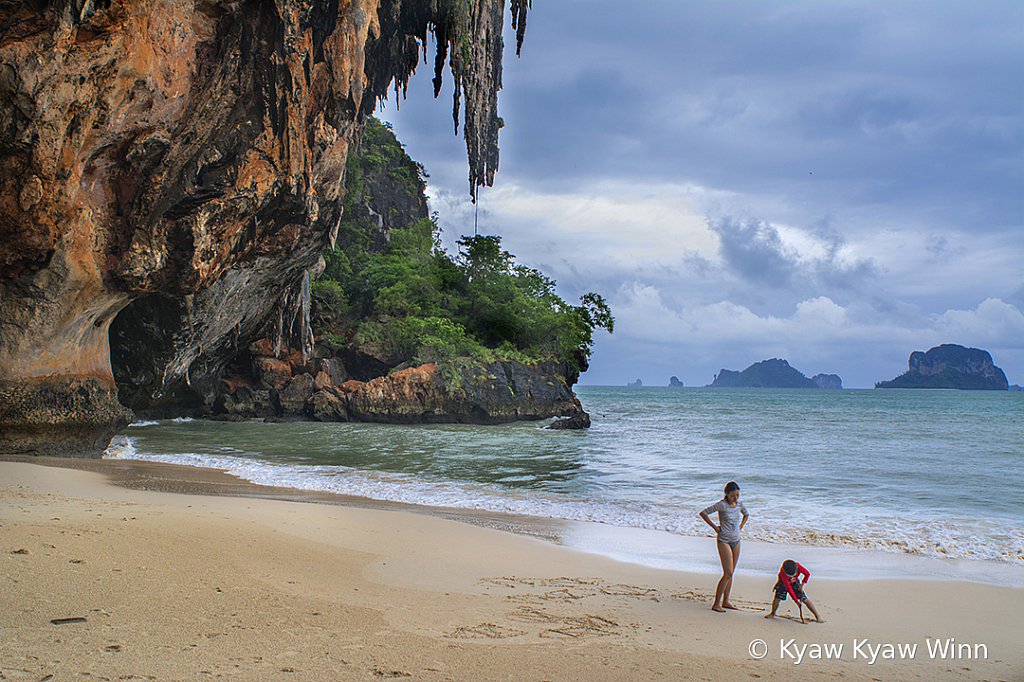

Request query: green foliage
[
  {"left": 457, "top": 234, "right": 512, "bottom": 278},
  {"left": 353, "top": 319, "right": 384, "bottom": 346},
  {"left": 356, "top": 118, "right": 425, "bottom": 196},
  {"left": 311, "top": 117, "right": 614, "bottom": 375},
  {"left": 310, "top": 279, "right": 346, "bottom": 310},
  {"left": 875, "top": 368, "right": 1006, "bottom": 390}
]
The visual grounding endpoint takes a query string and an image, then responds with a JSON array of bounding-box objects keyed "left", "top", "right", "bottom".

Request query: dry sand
[{"left": 2, "top": 459, "right": 1021, "bottom": 682}]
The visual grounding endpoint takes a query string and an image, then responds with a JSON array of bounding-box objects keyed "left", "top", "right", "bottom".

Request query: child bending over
[{"left": 766, "top": 559, "right": 823, "bottom": 623}]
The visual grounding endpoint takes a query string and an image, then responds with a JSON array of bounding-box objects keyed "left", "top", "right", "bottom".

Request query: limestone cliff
[
  {"left": 875, "top": 344, "right": 1009, "bottom": 390},
  {"left": 0, "top": 0, "right": 529, "bottom": 456},
  {"left": 116, "top": 117, "right": 587, "bottom": 428}
]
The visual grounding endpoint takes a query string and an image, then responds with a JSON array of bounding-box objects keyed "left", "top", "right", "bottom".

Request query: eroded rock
[{"left": 1, "top": 0, "right": 528, "bottom": 454}]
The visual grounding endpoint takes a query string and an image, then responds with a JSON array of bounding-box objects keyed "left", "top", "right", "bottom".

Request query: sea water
[{"left": 106, "top": 387, "right": 1024, "bottom": 584}]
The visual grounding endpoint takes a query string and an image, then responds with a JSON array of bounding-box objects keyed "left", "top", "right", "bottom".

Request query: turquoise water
[{"left": 107, "top": 387, "right": 1023, "bottom": 576}]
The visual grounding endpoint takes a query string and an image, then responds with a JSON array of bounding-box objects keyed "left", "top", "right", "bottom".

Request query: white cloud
[
  {"left": 933, "top": 298, "right": 1024, "bottom": 344},
  {"left": 793, "top": 296, "right": 848, "bottom": 327},
  {"left": 485, "top": 185, "right": 717, "bottom": 262}
]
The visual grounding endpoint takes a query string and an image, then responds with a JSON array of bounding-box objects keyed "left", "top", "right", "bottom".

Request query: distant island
[
  {"left": 811, "top": 373, "right": 843, "bottom": 390},
  {"left": 707, "top": 359, "right": 840, "bottom": 389},
  {"left": 875, "top": 344, "right": 1009, "bottom": 390},
  {"left": 669, "top": 376, "right": 684, "bottom": 387},
  {"left": 627, "top": 379, "right": 643, "bottom": 387}
]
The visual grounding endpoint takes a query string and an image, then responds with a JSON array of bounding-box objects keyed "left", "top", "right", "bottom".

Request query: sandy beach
[{"left": 2, "top": 458, "right": 1021, "bottom": 682}]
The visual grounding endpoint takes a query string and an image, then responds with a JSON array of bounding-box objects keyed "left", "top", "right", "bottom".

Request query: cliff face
[
  {"left": 0, "top": 0, "right": 527, "bottom": 456},
  {"left": 328, "top": 359, "right": 582, "bottom": 425},
  {"left": 876, "top": 344, "right": 1009, "bottom": 390}
]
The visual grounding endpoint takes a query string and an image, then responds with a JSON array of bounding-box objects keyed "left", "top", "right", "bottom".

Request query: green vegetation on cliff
[
  {"left": 312, "top": 118, "right": 613, "bottom": 373},
  {"left": 709, "top": 358, "right": 818, "bottom": 388},
  {"left": 875, "top": 368, "right": 1005, "bottom": 390}
]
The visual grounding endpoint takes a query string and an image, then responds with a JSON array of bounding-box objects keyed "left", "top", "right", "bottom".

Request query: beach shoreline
[
  {"left": 10, "top": 454, "right": 1022, "bottom": 587},
  {"left": 2, "top": 458, "right": 1022, "bottom": 681}
]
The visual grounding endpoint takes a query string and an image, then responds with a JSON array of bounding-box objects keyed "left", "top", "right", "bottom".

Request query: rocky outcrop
[
  {"left": 708, "top": 359, "right": 818, "bottom": 388},
  {"left": 1, "top": 0, "right": 528, "bottom": 456},
  {"left": 0, "top": 376, "right": 133, "bottom": 456},
  {"left": 812, "top": 373, "right": 842, "bottom": 390},
  {"left": 627, "top": 379, "right": 642, "bottom": 387},
  {"left": 876, "top": 345, "right": 1009, "bottom": 390},
  {"left": 546, "top": 405, "right": 590, "bottom": 430},
  {"left": 668, "top": 376, "right": 683, "bottom": 387},
  {"left": 210, "top": 349, "right": 586, "bottom": 426},
  {"left": 346, "top": 359, "right": 583, "bottom": 424}
]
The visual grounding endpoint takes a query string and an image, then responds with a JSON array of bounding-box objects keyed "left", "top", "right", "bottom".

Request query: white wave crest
[
  {"left": 104, "top": 435, "right": 138, "bottom": 459},
  {"left": 105, "top": 449, "right": 1024, "bottom": 567}
]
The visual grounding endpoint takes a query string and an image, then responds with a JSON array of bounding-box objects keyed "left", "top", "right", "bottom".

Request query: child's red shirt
[{"left": 778, "top": 562, "right": 810, "bottom": 602}]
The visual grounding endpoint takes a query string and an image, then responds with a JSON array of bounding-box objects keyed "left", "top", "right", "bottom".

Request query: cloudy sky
[{"left": 376, "top": 0, "right": 1023, "bottom": 388}]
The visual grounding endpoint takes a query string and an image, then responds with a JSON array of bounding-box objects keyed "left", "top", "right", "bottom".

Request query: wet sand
[{"left": 2, "top": 458, "right": 1021, "bottom": 681}]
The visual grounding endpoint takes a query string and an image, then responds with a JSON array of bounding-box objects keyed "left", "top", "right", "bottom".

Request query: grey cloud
[
  {"left": 708, "top": 216, "right": 797, "bottom": 288},
  {"left": 709, "top": 213, "right": 881, "bottom": 296},
  {"left": 384, "top": 1, "right": 1022, "bottom": 238},
  {"left": 1009, "top": 285, "right": 1024, "bottom": 311},
  {"left": 682, "top": 251, "right": 715, "bottom": 278},
  {"left": 925, "top": 235, "right": 967, "bottom": 263},
  {"left": 807, "top": 218, "right": 845, "bottom": 255},
  {"left": 812, "top": 257, "right": 880, "bottom": 292}
]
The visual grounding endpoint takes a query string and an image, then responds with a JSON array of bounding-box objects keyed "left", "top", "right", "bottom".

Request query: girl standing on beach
[{"left": 699, "top": 481, "right": 749, "bottom": 612}]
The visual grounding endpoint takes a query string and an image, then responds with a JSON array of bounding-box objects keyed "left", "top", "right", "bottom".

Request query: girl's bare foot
[
  {"left": 723, "top": 602, "right": 739, "bottom": 610},
  {"left": 765, "top": 613, "right": 775, "bottom": 618},
  {"left": 712, "top": 605, "right": 726, "bottom": 612}
]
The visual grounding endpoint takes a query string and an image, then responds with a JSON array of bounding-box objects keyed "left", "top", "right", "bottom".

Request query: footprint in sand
[
  {"left": 446, "top": 623, "right": 527, "bottom": 639},
  {"left": 599, "top": 583, "right": 661, "bottom": 601},
  {"left": 508, "top": 607, "right": 620, "bottom": 639}
]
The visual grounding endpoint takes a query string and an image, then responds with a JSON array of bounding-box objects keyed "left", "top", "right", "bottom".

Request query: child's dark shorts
[{"left": 773, "top": 579, "right": 806, "bottom": 601}]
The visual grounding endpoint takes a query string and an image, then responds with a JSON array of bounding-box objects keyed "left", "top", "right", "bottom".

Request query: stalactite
[
  {"left": 298, "top": 269, "right": 312, "bottom": 363},
  {"left": 366, "top": 1, "right": 529, "bottom": 201},
  {"left": 273, "top": 307, "right": 284, "bottom": 358},
  {"left": 510, "top": 0, "right": 529, "bottom": 56},
  {"left": 426, "top": 0, "right": 529, "bottom": 202},
  {"left": 268, "top": 271, "right": 315, "bottom": 364},
  {"left": 449, "top": 0, "right": 499, "bottom": 202}
]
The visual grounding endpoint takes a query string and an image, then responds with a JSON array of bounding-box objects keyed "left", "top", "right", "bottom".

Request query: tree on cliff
[
  {"left": 453, "top": 234, "right": 613, "bottom": 361},
  {"left": 312, "top": 118, "right": 613, "bottom": 374}
]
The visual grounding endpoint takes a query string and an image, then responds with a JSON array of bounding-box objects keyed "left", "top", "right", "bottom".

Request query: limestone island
[
  {"left": 875, "top": 344, "right": 1009, "bottom": 390},
  {"left": 707, "top": 359, "right": 842, "bottom": 389}
]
